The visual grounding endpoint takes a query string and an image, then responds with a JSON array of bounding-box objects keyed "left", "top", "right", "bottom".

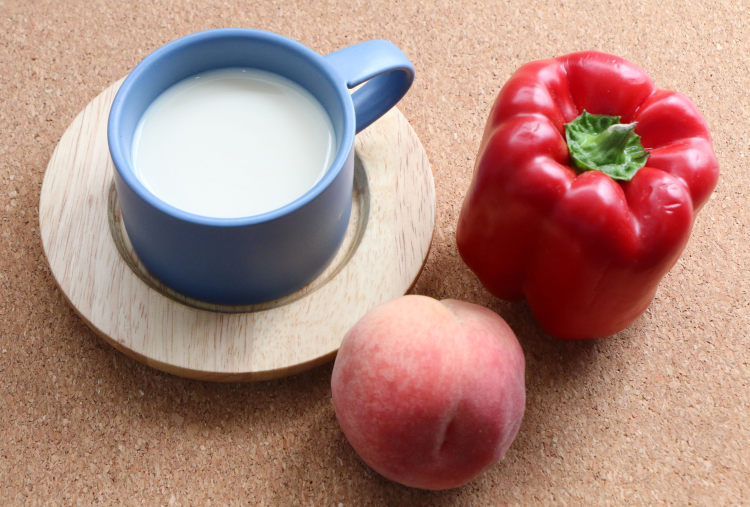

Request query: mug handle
[{"left": 325, "top": 40, "right": 414, "bottom": 134}]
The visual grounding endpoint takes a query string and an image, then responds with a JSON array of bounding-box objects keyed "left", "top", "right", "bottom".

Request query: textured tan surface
[{"left": 1, "top": 0, "right": 748, "bottom": 504}]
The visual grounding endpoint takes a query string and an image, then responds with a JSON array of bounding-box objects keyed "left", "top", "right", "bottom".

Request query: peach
[{"left": 331, "top": 295, "right": 526, "bottom": 490}]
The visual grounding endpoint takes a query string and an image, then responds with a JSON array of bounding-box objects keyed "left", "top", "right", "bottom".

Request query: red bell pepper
[{"left": 456, "top": 51, "right": 719, "bottom": 339}]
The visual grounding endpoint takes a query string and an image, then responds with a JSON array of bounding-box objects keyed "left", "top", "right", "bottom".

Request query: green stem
[
  {"left": 565, "top": 111, "right": 649, "bottom": 181},
  {"left": 576, "top": 122, "right": 637, "bottom": 168}
]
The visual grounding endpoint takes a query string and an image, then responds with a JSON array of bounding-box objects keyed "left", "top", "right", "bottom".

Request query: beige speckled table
[{"left": 1, "top": 0, "right": 747, "bottom": 504}]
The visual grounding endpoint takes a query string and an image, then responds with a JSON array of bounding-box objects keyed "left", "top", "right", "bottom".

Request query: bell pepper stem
[
  {"left": 565, "top": 111, "right": 649, "bottom": 181},
  {"left": 578, "top": 122, "right": 637, "bottom": 166}
]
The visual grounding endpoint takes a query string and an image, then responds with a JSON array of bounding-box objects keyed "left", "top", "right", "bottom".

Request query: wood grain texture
[{"left": 39, "top": 80, "right": 435, "bottom": 381}]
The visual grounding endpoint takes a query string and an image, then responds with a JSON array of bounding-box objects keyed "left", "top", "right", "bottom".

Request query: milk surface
[{"left": 132, "top": 68, "right": 336, "bottom": 218}]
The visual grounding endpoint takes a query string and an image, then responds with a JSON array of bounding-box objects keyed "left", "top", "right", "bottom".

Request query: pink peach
[{"left": 331, "top": 295, "right": 526, "bottom": 490}]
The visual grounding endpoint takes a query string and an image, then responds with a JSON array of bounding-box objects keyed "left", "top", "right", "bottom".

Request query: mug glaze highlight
[{"left": 108, "top": 28, "right": 414, "bottom": 304}]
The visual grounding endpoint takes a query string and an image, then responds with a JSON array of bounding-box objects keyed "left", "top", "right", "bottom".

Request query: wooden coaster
[{"left": 39, "top": 80, "right": 435, "bottom": 382}]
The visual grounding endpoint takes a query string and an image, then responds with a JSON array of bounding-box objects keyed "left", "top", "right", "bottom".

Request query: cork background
[{"left": 2, "top": 0, "right": 748, "bottom": 504}]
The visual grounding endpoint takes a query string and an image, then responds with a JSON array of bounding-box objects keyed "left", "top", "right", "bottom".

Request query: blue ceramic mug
[{"left": 108, "top": 29, "right": 414, "bottom": 304}]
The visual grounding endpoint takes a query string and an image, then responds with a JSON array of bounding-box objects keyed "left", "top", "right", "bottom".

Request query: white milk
[{"left": 132, "top": 68, "right": 336, "bottom": 218}]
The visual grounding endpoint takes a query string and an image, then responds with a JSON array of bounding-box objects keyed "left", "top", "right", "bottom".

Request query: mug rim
[{"left": 107, "top": 28, "right": 355, "bottom": 227}]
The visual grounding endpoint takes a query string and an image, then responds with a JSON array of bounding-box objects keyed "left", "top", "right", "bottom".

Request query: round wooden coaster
[{"left": 39, "top": 80, "right": 435, "bottom": 381}]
